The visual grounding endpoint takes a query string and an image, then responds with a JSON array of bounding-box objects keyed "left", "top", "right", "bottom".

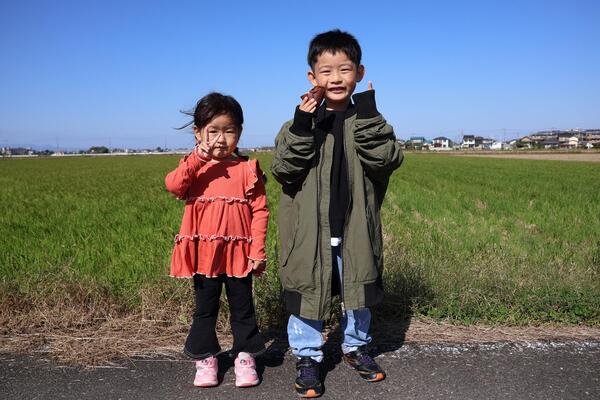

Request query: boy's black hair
[
  {"left": 178, "top": 92, "right": 243, "bottom": 130},
  {"left": 307, "top": 29, "right": 362, "bottom": 69}
]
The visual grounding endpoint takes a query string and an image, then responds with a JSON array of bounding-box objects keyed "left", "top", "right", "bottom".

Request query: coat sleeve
[
  {"left": 270, "top": 109, "right": 316, "bottom": 187},
  {"left": 246, "top": 160, "right": 269, "bottom": 261},
  {"left": 352, "top": 90, "right": 404, "bottom": 183},
  {"left": 164, "top": 150, "right": 209, "bottom": 199}
]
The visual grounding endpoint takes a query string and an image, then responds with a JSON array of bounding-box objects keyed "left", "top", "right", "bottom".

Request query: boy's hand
[
  {"left": 250, "top": 259, "right": 267, "bottom": 277},
  {"left": 298, "top": 95, "right": 318, "bottom": 114},
  {"left": 352, "top": 80, "right": 379, "bottom": 119}
]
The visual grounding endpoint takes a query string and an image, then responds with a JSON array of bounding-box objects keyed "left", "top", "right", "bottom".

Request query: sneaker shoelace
[
  {"left": 197, "top": 359, "right": 214, "bottom": 370},
  {"left": 356, "top": 352, "right": 378, "bottom": 370},
  {"left": 299, "top": 364, "right": 317, "bottom": 381}
]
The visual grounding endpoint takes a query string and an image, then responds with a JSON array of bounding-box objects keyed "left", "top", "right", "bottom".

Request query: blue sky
[{"left": 1, "top": 0, "right": 599, "bottom": 150}]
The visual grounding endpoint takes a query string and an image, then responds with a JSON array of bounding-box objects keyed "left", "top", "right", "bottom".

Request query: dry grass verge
[{"left": 3, "top": 304, "right": 600, "bottom": 368}]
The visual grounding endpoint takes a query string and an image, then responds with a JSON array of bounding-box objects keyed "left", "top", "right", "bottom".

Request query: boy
[{"left": 271, "top": 29, "right": 403, "bottom": 397}]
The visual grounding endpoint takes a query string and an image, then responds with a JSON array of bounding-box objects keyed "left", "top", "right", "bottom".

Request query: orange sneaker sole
[
  {"left": 295, "top": 384, "right": 322, "bottom": 398},
  {"left": 303, "top": 388, "right": 320, "bottom": 398},
  {"left": 366, "top": 372, "right": 386, "bottom": 382}
]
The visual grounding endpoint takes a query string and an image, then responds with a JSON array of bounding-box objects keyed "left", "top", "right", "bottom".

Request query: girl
[{"left": 165, "top": 92, "right": 268, "bottom": 388}]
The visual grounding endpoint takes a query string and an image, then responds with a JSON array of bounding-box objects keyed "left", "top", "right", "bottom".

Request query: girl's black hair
[{"left": 178, "top": 92, "right": 244, "bottom": 130}]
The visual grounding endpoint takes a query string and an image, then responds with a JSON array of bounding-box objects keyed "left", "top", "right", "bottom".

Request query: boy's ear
[
  {"left": 307, "top": 70, "right": 318, "bottom": 86},
  {"left": 356, "top": 64, "right": 365, "bottom": 82}
]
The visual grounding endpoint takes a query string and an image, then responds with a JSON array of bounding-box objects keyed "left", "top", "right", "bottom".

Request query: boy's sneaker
[
  {"left": 234, "top": 352, "right": 260, "bottom": 387},
  {"left": 343, "top": 346, "right": 386, "bottom": 382},
  {"left": 295, "top": 356, "right": 323, "bottom": 398},
  {"left": 194, "top": 356, "right": 219, "bottom": 387}
]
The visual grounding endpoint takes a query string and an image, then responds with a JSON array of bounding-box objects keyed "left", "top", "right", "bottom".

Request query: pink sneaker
[
  {"left": 234, "top": 352, "right": 260, "bottom": 387},
  {"left": 194, "top": 356, "right": 218, "bottom": 387}
]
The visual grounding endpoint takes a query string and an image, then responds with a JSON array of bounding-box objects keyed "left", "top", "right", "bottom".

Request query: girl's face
[{"left": 194, "top": 113, "right": 241, "bottom": 159}]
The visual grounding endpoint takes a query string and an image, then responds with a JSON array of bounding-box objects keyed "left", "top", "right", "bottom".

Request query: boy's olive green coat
[{"left": 271, "top": 91, "right": 403, "bottom": 321}]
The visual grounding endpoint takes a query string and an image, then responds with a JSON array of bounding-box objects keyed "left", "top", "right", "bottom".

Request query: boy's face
[{"left": 308, "top": 50, "right": 365, "bottom": 110}]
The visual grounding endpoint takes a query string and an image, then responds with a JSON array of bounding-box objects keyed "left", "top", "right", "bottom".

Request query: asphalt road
[{"left": 2, "top": 341, "right": 599, "bottom": 400}]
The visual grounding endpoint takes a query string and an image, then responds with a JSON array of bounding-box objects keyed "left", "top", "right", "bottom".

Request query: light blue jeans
[{"left": 287, "top": 244, "right": 372, "bottom": 362}]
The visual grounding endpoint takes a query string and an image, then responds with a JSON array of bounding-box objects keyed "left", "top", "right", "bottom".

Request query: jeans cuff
[
  {"left": 341, "top": 345, "right": 359, "bottom": 354},
  {"left": 295, "top": 354, "right": 323, "bottom": 363}
]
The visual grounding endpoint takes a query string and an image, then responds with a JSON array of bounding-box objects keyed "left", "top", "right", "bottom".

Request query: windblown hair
[{"left": 178, "top": 92, "right": 243, "bottom": 130}]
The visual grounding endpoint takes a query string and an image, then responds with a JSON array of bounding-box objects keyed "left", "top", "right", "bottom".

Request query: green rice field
[{"left": 1, "top": 153, "right": 599, "bottom": 326}]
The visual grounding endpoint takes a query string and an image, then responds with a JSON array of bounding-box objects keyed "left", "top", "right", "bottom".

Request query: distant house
[
  {"left": 564, "top": 136, "right": 579, "bottom": 149},
  {"left": 461, "top": 135, "right": 488, "bottom": 149},
  {"left": 432, "top": 136, "right": 454, "bottom": 150},
  {"left": 431, "top": 136, "right": 454, "bottom": 150},
  {"left": 481, "top": 137, "right": 494, "bottom": 149},
  {"left": 461, "top": 135, "right": 475, "bottom": 148},
  {"left": 557, "top": 132, "right": 572, "bottom": 147},
  {"left": 490, "top": 141, "right": 506, "bottom": 150},
  {"left": 520, "top": 136, "right": 532, "bottom": 143},
  {"left": 530, "top": 131, "right": 555, "bottom": 142},
  {"left": 515, "top": 136, "right": 533, "bottom": 148},
  {"left": 409, "top": 136, "right": 426, "bottom": 144},
  {"left": 407, "top": 136, "right": 429, "bottom": 150},
  {"left": 541, "top": 138, "right": 559, "bottom": 149},
  {"left": 583, "top": 129, "right": 600, "bottom": 147}
]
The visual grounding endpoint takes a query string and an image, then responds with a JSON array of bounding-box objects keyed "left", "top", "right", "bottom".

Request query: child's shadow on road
[
  {"left": 218, "top": 338, "right": 287, "bottom": 384},
  {"left": 320, "top": 258, "right": 432, "bottom": 384},
  {"left": 256, "top": 339, "right": 287, "bottom": 382},
  {"left": 216, "top": 353, "right": 234, "bottom": 384}
]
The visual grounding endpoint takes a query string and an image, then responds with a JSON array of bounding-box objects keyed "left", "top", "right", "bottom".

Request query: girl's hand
[
  {"left": 250, "top": 259, "right": 267, "bottom": 277},
  {"left": 196, "top": 128, "right": 223, "bottom": 159},
  {"left": 194, "top": 143, "right": 210, "bottom": 160},
  {"left": 299, "top": 95, "right": 317, "bottom": 114}
]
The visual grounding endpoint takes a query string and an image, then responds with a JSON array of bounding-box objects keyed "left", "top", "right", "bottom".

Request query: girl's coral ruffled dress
[{"left": 165, "top": 154, "right": 268, "bottom": 278}]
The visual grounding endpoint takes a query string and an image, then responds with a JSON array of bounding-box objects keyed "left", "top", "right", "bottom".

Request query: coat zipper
[
  {"left": 340, "top": 117, "right": 352, "bottom": 314},
  {"left": 316, "top": 133, "right": 325, "bottom": 318}
]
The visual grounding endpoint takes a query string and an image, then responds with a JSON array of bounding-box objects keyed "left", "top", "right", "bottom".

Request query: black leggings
[{"left": 184, "top": 273, "right": 265, "bottom": 359}]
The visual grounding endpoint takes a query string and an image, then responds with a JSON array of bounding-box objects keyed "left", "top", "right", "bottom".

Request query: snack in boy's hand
[{"left": 300, "top": 85, "right": 326, "bottom": 105}]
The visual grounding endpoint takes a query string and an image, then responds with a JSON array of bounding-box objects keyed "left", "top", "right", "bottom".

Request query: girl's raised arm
[{"left": 164, "top": 147, "right": 210, "bottom": 199}]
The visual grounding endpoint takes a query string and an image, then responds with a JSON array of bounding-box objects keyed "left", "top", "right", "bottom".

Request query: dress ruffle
[
  {"left": 170, "top": 236, "right": 254, "bottom": 278},
  {"left": 244, "top": 159, "right": 261, "bottom": 197}
]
